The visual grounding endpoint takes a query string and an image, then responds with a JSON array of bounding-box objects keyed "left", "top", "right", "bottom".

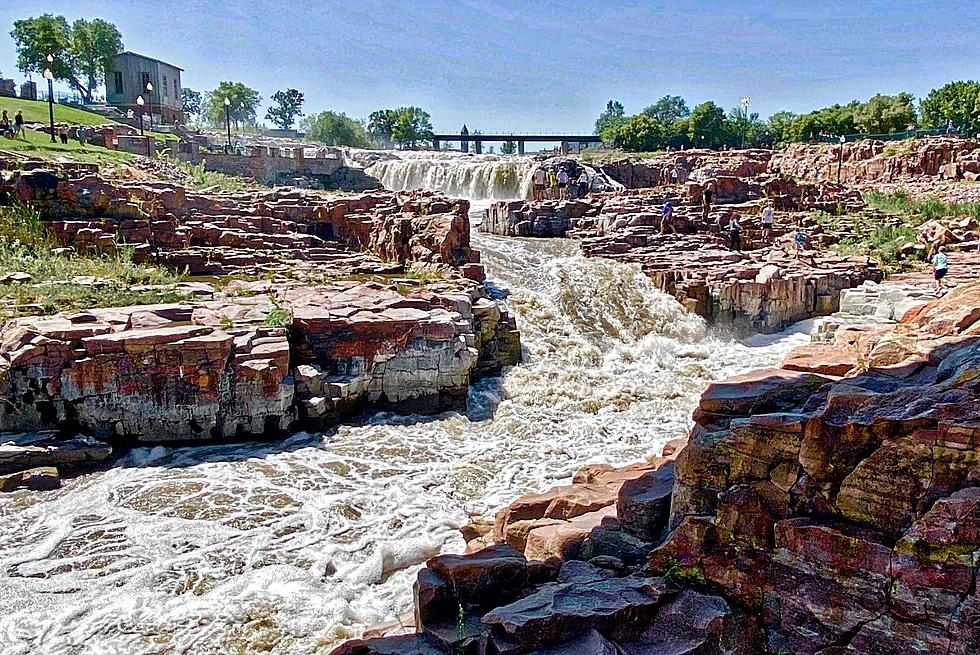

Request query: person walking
[
  {"left": 727, "top": 216, "right": 742, "bottom": 251},
  {"left": 661, "top": 200, "right": 676, "bottom": 234},
  {"left": 577, "top": 169, "right": 590, "bottom": 198},
  {"left": 701, "top": 182, "right": 714, "bottom": 225},
  {"left": 557, "top": 168, "right": 569, "bottom": 200},
  {"left": 532, "top": 167, "right": 547, "bottom": 201},
  {"left": 13, "top": 110, "right": 25, "bottom": 139},
  {"left": 932, "top": 245, "right": 949, "bottom": 294},
  {"left": 761, "top": 202, "right": 774, "bottom": 241}
]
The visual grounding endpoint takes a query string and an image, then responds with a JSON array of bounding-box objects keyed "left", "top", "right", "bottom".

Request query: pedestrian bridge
[{"left": 431, "top": 133, "right": 602, "bottom": 154}]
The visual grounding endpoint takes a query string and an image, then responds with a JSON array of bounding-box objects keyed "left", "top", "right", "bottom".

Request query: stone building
[{"left": 105, "top": 51, "right": 184, "bottom": 124}]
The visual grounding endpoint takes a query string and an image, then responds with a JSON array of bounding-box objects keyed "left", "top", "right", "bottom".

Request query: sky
[{"left": 1, "top": 0, "right": 978, "bottom": 134}]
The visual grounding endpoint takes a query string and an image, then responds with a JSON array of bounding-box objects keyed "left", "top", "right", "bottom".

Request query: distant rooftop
[{"left": 114, "top": 51, "right": 184, "bottom": 71}]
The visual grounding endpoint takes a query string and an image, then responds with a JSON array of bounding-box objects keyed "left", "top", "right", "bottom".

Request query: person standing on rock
[
  {"left": 661, "top": 200, "right": 676, "bottom": 235},
  {"left": 547, "top": 168, "right": 557, "bottom": 199},
  {"left": 761, "top": 202, "right": 774, "bottom": 241},
  {"left": 701, "top": 182, "right": 713, "bottom": 225},
  {"left": 532, "top": 167, "right": 546, "bottom": 201},
  {"left": 932, "top": 245, "right": 949, "bottom": 294},
  {"left": 727, "top": 216, "right": 742, "bottom": 251},
  {"left": 557, "top": 168, "right": 569, "bottom": 200},
  {"left": 577, "top": 170, "right": 590, "bottom": 198}
]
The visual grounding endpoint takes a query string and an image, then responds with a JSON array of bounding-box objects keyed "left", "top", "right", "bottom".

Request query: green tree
[
  {"left": 10, "top": 14, "right": 122, "bottom": 103},
  {"left": 765, "top": 110, "right": 798, "bottom": 144},
  {"left": 594, "top": 99, "right": 626, "bottom": 144},
  {"left": 265, "top": 88, "right": 305, "bottom": 130},
  {"left": 642, "top": 95, "right": 690, "bottom": 124},
  {"left": 205, "top": 81, "right": 261, "bottom": 130},
  {"left": 181, "top": 88, "right": 202, "bottom": 118},
  {"left": 688, "top": 101, "right": 728, "bottom": 149},
  {"left": 367, "top": 109, "right": 399, "bottom": 146},
  {"left": 300, "top": 111, "right": 371, "bottom": 147},
  {"left": 852, "top": 92, "right": 916, "bottom": 134},
  {"left": 727, "top": 106, "right": 765, "bottom": 148},
  {"left": 382, "top": 106, "right": 434, "bottom": 148},
  {"left": 920, "top": 81, "right": 980, "bottom": 135},
  {"left": 501, "top": 140, "right": 517, "bottom": 154},
  {"left": 614, "top": 114, "right": 667, "bottom": 152}
]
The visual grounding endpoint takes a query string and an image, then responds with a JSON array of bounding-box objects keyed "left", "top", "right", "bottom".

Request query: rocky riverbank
[
  {"left": 0, "top": 159, "right": 521, "bottom": 489},
  {"left": 334, "top": 278, "right": 980, "bottom": 655}
]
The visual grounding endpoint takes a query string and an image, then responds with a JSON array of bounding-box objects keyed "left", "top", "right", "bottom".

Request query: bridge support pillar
[
  {"left": 560, "top": 141, "right": 569, "bottom": 155},
  {"left": 475, "top": 139, "right": 482, "bottom": 154},
  {"left": 518, "top": 140, "right": 524, "bottom": 155},
  {"left": 433, "top": 139, "right": 440, "bottom": 151}
]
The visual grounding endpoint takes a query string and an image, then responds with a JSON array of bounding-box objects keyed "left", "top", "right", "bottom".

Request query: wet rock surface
[{"left": 334, "top": 281, "right": 980, "bottom": 655}]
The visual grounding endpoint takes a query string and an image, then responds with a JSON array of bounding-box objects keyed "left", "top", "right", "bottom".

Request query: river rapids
[{"left": 0, "top": 160, "right": 813, "bottom": 654}]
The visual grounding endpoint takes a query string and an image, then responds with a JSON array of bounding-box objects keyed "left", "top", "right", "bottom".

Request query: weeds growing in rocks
[
  {"left": 161, "top": 155, "right": 257, "bottom": 192},
  {"left": 0, "top": 204, "right": 189, "bottom": 317},
  {"left": 864, "top": 189, "right": 980, "bottom": 223}
]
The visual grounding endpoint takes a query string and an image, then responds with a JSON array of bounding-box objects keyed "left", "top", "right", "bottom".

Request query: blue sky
[{"left": 1, "top": 1, "right": 978, "bottom": 133}]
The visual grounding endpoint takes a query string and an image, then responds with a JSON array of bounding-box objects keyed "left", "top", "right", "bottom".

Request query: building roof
[{"left": 113, "top": 51, "right": 184, "bottom": 71}]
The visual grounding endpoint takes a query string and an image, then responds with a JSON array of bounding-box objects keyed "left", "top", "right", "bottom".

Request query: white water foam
[
  {"left": 366, "top": 151, "right": 535, "bottom": 201},
  {"left": 0, "top": 208, "right": 813, "bottom": 655}
]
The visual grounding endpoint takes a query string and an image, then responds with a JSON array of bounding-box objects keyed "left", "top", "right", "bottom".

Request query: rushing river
[{"left": 0, "top": 170, "right": 813, "bottom": 654}]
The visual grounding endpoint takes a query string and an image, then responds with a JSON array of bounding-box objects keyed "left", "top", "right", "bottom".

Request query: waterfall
[{"left": 366, "top": 152, "right": 536, "bottom": 200}]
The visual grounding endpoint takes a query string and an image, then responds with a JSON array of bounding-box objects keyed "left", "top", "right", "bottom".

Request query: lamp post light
[
  {"left": 44, "top": 67, "right": 55, "bottom": 143},
  {"left": 136, "top": 96, "right": 145, "bottom": 135},
  {"left": 739, "top": 96, "right": 751, "bottom": 149},
  {"left": 145, "top": 82, "right": 154, "bottom": 131},
  {"left": 224, "top": 97, "right": 232, "bottom": 150},
  {"left": 837, "top": 134, "right": 846, "bottom": 184}
]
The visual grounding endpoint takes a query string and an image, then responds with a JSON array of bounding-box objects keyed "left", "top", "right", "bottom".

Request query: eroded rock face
[
  {"left": 332, "top": 282, "right": 980, "bottom": 655},
  {"left": 664, "top": 281, "right": 980, "bottom": 653},
  {"left": 774, "top": 136, "right": 980, "bottom": 184},
  {"left": 0, "top": 280, "right": 521, "bottom": 441},
  {"left": 2, "top": 169, "right": 477, "bottom": 279}
]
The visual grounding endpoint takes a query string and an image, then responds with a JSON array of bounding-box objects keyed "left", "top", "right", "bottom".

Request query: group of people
[
  {"left": 531, "top": 165, "right": 590, "bottom": 202},
  {"left": 0, "top": 110, "right": 26, "bottom": 139}
]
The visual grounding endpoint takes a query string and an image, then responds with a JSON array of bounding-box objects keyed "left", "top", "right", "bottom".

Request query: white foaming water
[
  {"left": 0, "top": 206, "right": 814, "bottom": 654},
  {"left": 366, "top": 151, "right": 536, "bottom": 200}
]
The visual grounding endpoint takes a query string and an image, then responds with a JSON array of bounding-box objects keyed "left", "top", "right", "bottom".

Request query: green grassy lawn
[
  {"left": 1, "top": 96, "right": 178, "bottom": 141},
  {"left": 1, "top": 96, "right": 119, "bottom": 126},
  {"left": 0, "top": 126, "right": 134, "bottom": 166}
]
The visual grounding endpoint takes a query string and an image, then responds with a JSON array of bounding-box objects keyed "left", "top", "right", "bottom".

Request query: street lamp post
[
  {"left": 837, "top": 135, "right": 846, "bottom": 184},
  {"left": 44, "top": 68, "right": 55, "bottom": 143},
  {"left": 739, "top": 96, "right": 751, "bottom": 149},
  {"left": 224, "top": 98, "right": 232, "bottom": 150},
  {"left": 145, "top": 82, "right": 154, "bottom": 131},
  {"left": 136, "top": 96, "right": 145, "bottom": 135}
]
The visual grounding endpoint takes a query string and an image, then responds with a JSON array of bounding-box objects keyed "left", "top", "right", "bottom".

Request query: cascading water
[
  {"left": 0, "top": 171, "right": 815, "bottom": 654},
  {"left": 366, "top": 151, "right": 536, "bottom": 200}
]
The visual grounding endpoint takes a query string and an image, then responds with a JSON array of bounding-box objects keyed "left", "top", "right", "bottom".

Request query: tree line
[
  {"left": 596, "top": 82, "right": 980, "bottom": 152},
  {"left": 9, "top": 13, "right": 980, "bottom": 152}
]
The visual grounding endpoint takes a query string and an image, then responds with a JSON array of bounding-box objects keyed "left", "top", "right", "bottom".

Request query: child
[{"left": 932, "top": 245, "right": 949, "bottom": 294}]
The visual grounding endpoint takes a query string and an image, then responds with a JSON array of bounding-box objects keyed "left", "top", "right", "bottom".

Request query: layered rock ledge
[{"left": 334, "top": 281, "right": 980, "bottom": 655}]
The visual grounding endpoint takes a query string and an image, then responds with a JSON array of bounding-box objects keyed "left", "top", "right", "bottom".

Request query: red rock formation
[{"left": 332, "top": 282, "right": 980, "bottom": 655}]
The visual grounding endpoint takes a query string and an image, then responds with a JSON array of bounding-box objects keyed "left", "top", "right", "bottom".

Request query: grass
[
  {"left": 2, "top": 97, "right": 121, "bottom": 127},
  {"left": 157, "top": 154, "right": 258, "bottom": 192},
  {"left": 864, "top": 189, "right": 980, "bottom": 224},
  {"left": 0, "top": 203, "right": 189, "bottom": 317},
  {"left": 0, "top": 126, "right": 134, "bottom": 166}
]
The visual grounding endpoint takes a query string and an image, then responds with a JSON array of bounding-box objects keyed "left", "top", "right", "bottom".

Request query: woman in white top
[
  {"left": 577, "top": 171, "right": 589, "bottom": 198},
  {"left": 762, "top": 203, "right": 774, "bottom": 241}
]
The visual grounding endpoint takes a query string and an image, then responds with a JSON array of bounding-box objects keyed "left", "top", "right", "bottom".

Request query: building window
[
  {"left": 163, "top": 75, "right": 168, "bottom": 98},
  {"left": 113, "top": 71, "right": 123, "bottom": 95},
  {"left": 174, "top": 78, "right": 179, "bottom": 98},
  {"left": 140, "top": 72, "right": 150, "bottom": 93}
]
